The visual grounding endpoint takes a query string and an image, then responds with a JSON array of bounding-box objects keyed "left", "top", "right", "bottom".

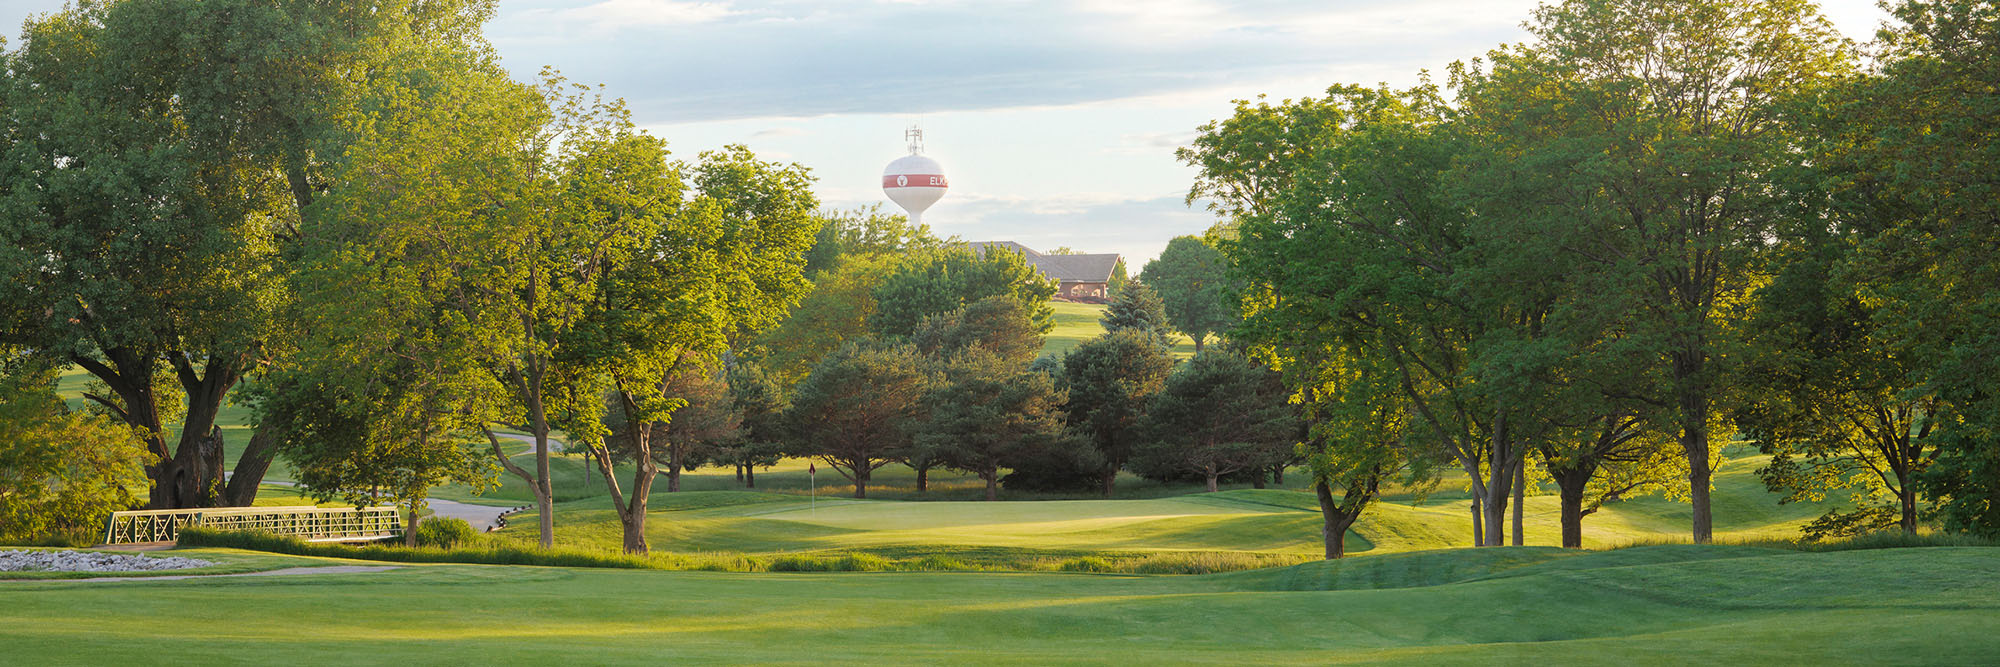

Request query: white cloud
[{"left": 515, "top": 0, "right": 736, "bottom": 34}]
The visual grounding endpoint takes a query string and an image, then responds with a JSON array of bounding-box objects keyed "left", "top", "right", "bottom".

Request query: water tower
[{"left": 882, "top": 126, "right": 947, "bottom": 225}]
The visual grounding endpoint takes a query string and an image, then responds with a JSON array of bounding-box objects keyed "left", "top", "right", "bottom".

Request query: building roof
[{"left": 963, "top": 241, "right": 1121, "bottom": 284}]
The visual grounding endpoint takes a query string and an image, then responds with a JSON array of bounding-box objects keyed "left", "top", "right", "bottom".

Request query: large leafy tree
[
  {"left": 783, "top": 343, "right": 932, "bottom": 498},
  {"left": 1133, "top": 352, "right": 1296, "bottom": 492},
  {"left": 918, "top": 350, "right": 1066, "bottom": 501},
  {"left": 1140, "top": 236, "right": 1238, "bottom": 352},
  {"left": 1221, "top": 84, "right": 1546, "bottom": 546},
  {"left": 0, "top": 0, "right": 495, "bottom": 509},
  {"left": 1058, "top": 329, "right": 1174, "bottom": 496},
  {"left": 910, "top": 295, "right": 1045, "bottom": 364},
  {"left": 1457, "top": 0, "right": 1851, "bottom": 543},
  {"left": 869, "top": 245, "right": 1055, "bottom": 338},
  {"left": 263, "top": 40, "right": 535, "bottom": 543},
  {"left": 1732, "top": 226, "right": 1939, "bottom": 537},
  {"left": 568, "top": 145, "right": 819, "bottom": 553},
  {"left": 1835, "top": 0, "right": 2000, "bottom": 537}
]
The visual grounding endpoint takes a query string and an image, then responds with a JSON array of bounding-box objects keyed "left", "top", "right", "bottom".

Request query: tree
[
  {"left": 869, "top": 245, "right": 1056, "bottom": 338},
  {"left": 784, "top": 343, "right": 932, "bottom": 498},
  {"left": 803, "top": 204, "right": 936, "bottom": 278},
  {"left": 1059, "top": 330, "right": 1174, "bottom": 496},
  {"left": 760, "top": 207, "right": 934, "bottom": 384},
  {"left": 919, "top": 350, "right": 1066, "bottom": 500},
  {"left": 1134, "top": 353, "right": 1296, "bottom": 492},
  {"left": 1732, "top": 229, "right": 1938, "bottom": 537},
  {"left": 1458, "top": 0, "right": 1851, "bottom": 543},
  {"left": 0, "top": 365, "right": 148, "bottom": 543},
  {"left": 755, "top": 254, "right": 900, "bottom": 387},
  {"left": 261, "top": 369, "right": 496, "bottom": 547},
  {"left": 1098, "top": 282, "right": 1173, "bottom": 347},
  {"left": 1141, "top": 236, "right": 1238, "bottom": 352},
  {"left": 910, "top": 296, "right": 1045, "bottom": 364},
  {"left": 569, "top": 145, "right": 819, "bottom": 553},
  {"left": 1292, "top": 351, "right": 1444, "bottom": 559},
  {"left": 1218, "top": 84, "right": 1542, "bottom": 546},
  {"left": 651, "top": 357, "right": 740, "bottom": 494},
  {"left": 718, "top": 360, "right": 788, "bottom": 488},
  {"left": 0, "top": 0, "right": 495, "bottom": 509},
  {"left": 1839, "top": 0, "right": 2000, "bottom": 538}
]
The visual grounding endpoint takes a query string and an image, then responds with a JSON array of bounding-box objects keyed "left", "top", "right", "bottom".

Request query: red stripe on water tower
[{"left": 883, "top": 174, "right": 949, "bottom": 188}]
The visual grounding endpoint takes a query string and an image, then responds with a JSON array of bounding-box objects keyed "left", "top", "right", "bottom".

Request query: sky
[{"left": 2, "top": 0, "right": 1894, "bottom": 266}]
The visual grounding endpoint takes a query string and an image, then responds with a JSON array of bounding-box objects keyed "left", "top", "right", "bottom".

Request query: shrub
[
  {"left": 413, "top": 517, "right": 477, "bottom": 549},
  {"left": 1059, "top": 557, "right": 1115, "bottom": 573}
]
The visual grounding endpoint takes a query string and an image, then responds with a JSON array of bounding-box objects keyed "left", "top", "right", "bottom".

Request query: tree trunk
[
  {"left": 916, "top": 464, "right": 929, "bottom": 492},
  {"left": 1273, "top": 465, "right": 1285, "bottom": 486},
  {"left": 621, "top": 454, "right": 657, "bottom": 554},
  {"left": 223, "top": 427, "right": 278, "bottom": 506},
  {"left": 1471, "top": 496, "right": 1484, "bottom": 546},
  {"left": 404, "top": 501, "right": 420, "bottom": 548},
  {"left": 984, "top": 472, "right": 998, "bottom": 501},
  {"left": 1675, "top": 351, "right": 1714, "bottom": 544},
  {"left": 1252, "top": 469, "right": 1267, "bottom": 489},
  {"left": 1206, "top": 471, "right": 1219, "bottom": 493},
  {"left": 854, "top": 465, "right": 870, "bottom": 499},
  {"left": 1482, "top": 458, "right": 1514, "bottom": 547},
  {"left": 534, "top": 440, "right": 555, "bottom": 549},
  {"left": 1193, "top": 334, "right": 1205, "bottom": 354},
  {"left": 1511, "top": 462, "right": 1525, "bottom": 547},
  {"left": 1899, "top": 483, "right": 1918, "bottom": 534},
  {"left": 1558, "top": 478, "right": 1586, "bottom": 549},
  {"left": 735, "top": 463, "right": 745, "bottom": 485},
  {"left": 1100, "top": 469, "right": 1117, "bottom": 498},
  {"left": 1314, "top": 480, "right": 1364, "bottom": 559},
  {"left": 746, "top": 464, "right": 756, "bottom": 489}
]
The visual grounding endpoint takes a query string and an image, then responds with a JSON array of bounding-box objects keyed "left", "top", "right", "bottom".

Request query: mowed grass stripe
[{"left": 3, "top": 547, "right": 1993, "bottom": 663}]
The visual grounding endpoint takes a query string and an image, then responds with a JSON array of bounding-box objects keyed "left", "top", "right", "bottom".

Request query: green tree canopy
[
  {"left": 1098, "top": 282, "right": 1173, "bottom": 347},
  {"left": 869, "top": 245, "right": 1056, "bottom": 338},
  {"left": 1058, "top": 329, "right": 1174, "bottom": 496},
  {"left": 1140, "top": 236, "right": 1238, "bottom": 352},
  {"left": 910, "top": 296, "right": 1045, "bottom": 364},
  {"left": 783, "top": 343, "right": 932, "bottom": 498},
  {"left": 1133, "top": 352, "right": 1296, "bottom": 493},
  {"left": 0, "top": 365, "right": 149, "bottom": 543},
  {"left": 918, "top": 350, "right": 1066, "bottom": 501}
]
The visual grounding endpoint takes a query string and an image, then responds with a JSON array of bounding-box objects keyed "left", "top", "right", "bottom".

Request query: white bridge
[{"left": 102, "top": 505, "right": 403, "bottom": 545}]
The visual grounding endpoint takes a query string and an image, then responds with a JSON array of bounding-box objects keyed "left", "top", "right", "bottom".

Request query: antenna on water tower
[{"left": 883, "top": 125, "right": 947, "bottom": 226}]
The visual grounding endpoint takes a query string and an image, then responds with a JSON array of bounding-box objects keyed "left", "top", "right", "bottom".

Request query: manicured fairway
[
  {"left": 476, "top": 452, "right": 1840, "bottom": 562},
  {"left": 4, "top": 546, "right": 1995, "bottom": 664}
]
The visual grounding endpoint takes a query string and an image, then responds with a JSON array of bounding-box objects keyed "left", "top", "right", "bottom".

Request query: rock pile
[{"left": 0, "top": 550, "right": 212, "bottom": 573}]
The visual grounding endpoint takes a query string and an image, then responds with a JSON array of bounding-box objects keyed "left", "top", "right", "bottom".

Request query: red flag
[{"left": 809, "top": 463, "right": 816, "bottom": 475}]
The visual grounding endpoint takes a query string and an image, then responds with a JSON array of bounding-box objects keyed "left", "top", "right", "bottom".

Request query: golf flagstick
[{"left": 809, "top": 462, "right": 815, "bottom": 514}]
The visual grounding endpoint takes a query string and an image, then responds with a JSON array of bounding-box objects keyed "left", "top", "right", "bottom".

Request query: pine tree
[{"left": 1100, "top": 282, "right": 1173, "bottom": 347}]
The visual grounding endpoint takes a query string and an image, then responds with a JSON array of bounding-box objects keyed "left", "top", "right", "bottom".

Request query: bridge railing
[{"left": 103, "top": 505, "right": 403, "bottom": 545}]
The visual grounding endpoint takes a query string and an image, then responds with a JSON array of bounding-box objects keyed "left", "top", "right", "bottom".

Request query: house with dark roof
[{"left": 964, "top": 241, "right": 1122, "bottom": 301}]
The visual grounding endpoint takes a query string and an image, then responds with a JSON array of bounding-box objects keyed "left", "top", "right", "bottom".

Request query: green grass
[
  {"left": 1041, "top": 300, "right": 1198, "bottom": 360},
  {"left": 1, "top": 545, "right": 1993, "bottom": 663},
  {"left": 461, "top": 445, "right": 1848, "bottom": 567}
]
